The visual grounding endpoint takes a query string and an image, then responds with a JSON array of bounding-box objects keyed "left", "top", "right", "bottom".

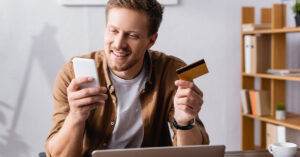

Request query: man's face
[{"left": 104, "top": 8, "right": 156, "bottom": 75}]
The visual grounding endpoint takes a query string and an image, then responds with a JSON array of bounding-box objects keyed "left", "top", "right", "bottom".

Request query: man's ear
[{"left": 146, "top": 33, "right": 158, "bottom": 50}]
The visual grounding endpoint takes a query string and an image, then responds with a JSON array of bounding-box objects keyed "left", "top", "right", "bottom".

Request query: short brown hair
[{"left": 105, "top": 0, "right": 164, "bottom": 36}]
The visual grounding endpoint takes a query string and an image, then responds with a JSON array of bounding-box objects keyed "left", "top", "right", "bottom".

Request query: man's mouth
[{"left": 111, "top": 50, "right": 129, "bottom": 57}]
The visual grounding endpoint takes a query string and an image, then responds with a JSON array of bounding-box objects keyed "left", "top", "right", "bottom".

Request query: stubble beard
[
  {"left": 109, "top": 58, "right": 138, "bottom": 72},
  {"left": 107, "top": 52, "right": 143, "bottom": 73}
]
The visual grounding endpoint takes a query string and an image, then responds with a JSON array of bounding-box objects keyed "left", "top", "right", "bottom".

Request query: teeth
[{"left": 112, "top": 50, "right": 129, "bottom": 57}]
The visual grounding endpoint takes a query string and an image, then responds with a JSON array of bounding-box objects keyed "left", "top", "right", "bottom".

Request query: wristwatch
[{"left": 172, "top": 117, "right": 195, "bottom": 130}]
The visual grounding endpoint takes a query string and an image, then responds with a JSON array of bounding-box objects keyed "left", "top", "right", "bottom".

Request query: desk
[{"left": 225, "top": 149, "right": 300, "bottom": 157}]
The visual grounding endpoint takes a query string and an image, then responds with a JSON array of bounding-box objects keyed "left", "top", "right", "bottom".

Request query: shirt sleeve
[
  {"left": 166, "top": 57, "right": 210, "bottom": 145},
  {"left": 45, "top": 61, "right": 74, "bottom": 157}
]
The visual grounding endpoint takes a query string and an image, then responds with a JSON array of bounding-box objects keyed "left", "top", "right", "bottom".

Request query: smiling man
[{"left": 45, "top": 0, "right": 209, "bottom": 157}]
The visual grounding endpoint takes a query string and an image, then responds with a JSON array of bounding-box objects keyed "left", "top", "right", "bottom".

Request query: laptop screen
[{"left": 92, "top": 145, "right": 225, "bottom": 157}]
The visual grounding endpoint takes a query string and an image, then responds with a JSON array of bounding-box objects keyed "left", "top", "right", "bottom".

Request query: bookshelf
[
  {"left": 243, "top": 73, "right": 300, "bottom": 82},
  {"left": 242, "top": 113, "right": 300, "bottom": 131},
  {"left": 241, "top": 4, "right": 300, "bottom": 150},
  {"left": 242, "top": 27, "right": 300, "bottom": 35}
]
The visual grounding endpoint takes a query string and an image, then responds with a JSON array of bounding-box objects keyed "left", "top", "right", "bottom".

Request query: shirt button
[
  {"left": 107, "top": 85, "right": 115, "bottom": 92},
  {"left": 111, "top": 121, "right": 115, "bottom": 126},
  {"left": 110, "top": 86, "right": 114, "bottom": 90}
]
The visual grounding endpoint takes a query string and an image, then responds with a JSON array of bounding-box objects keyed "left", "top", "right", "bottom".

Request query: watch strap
[{"left": 172, "top": 117, "right": 195, "bottom": 130}]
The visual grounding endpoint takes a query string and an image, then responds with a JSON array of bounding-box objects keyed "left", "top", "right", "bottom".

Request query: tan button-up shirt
[{"left": 45, "top": 50, "right": 209, "bottom": 157}]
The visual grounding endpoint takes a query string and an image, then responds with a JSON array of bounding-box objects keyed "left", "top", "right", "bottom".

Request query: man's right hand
[{"left": 67, "top": 77, "right": 108, "bottom": 123}]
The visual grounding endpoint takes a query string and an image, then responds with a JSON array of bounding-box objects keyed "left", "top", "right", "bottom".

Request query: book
[
  {"left": 254, "top": 90, "right": 270, "bottom": 116},
  {"left": 251, "top": 35, "right": 271, "bottom": 73},
  {"left": 267, "top": 69, "right": 300, "bottom": 76},
  {"left": 242, "top": 23, "right": 271, "bottom": 32},
  {"left": 249, "top": 90, "right": 257, "bottom": 116},
  {"left": 248, "top": 90, "right": 270, "bottom": 116},
  {"left": 240, "top": 90, "right": 251, "bottom": 114},
  {"left": 266, "top": 123, "right": 286, "bottom": 146},
  {"left": 250, "top": 36, "right": 256, "bottom": 73},
  {"left": 266, "top": 123, "right": 278, "bottom": 146},
  {"left": 277, "top": 126, "right": 286, "bottom": 142},
  {"left": 244, "top": 35, "right": 270, "bottom": 74},
  {"left": 244, "top": 35, "right": 253, "bottom": 74}
]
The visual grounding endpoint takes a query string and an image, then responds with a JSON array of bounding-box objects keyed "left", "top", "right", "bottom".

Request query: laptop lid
[{"left": 92, "top": 145, "right": 225, "bottom": 157}]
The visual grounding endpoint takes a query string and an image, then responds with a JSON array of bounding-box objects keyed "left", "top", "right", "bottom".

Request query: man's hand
[
  {"left": 67, "top": 77, "right": 108, "bottom": 123},
  {"left": 173, "top": 80, "right": 203, "bottom": 126}
]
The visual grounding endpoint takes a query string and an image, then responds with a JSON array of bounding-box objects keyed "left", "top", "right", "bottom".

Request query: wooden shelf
[
  {"left": 242, "top": 113, "right": 300, "bottom": 130},
  {"left": 254, "top": 146, "right": 266, "bottom": 150},
  {"left": 241, "top": 5, "right": 300, "bottom": 150},
  {"left": 242, "top": 73, "right": 300, "bottom": 81},
  {"left": 242, "top": 27, "right": 300, "bottom": 35}
]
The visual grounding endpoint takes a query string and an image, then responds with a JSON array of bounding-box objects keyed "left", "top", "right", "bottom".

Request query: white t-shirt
[{"left": 107, "top": 65, "right": 148, "bottom": 149}]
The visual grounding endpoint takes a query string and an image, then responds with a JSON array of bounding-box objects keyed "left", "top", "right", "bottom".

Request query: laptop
[{"left": 92, "top": 145, "right": 225, "bottom": 157}]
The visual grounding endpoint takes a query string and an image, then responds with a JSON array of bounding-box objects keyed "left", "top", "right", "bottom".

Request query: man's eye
[
  {"left": 129, "top": 34, "right": 139, "bottom": 39},
  {"left": 110, "top": 29, "right": 117, "bottom": 33}
]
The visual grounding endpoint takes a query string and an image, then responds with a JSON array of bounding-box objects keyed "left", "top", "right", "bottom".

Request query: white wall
[{"left": 0, "top": 0, "right": 300, "bottom": 156}]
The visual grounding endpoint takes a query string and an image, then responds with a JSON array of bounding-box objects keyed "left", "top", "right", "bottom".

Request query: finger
[
  {"left": 175, "top": 80, "right": 203, "bottom": 96},
  {"left": 86, "top": 102, "right": 104, "bottom": 110},
  {"left": 69, "top": 87, "right": 108, "bottom": 100},
  {"left": 176, "top": 104, "right": 198, "bottom": 117},
  {"left": 68, "top": 77, "right": 94, "bottom": 92},
  {"left": 71, "top": 96, "right": 105, "bottom": 108},
  {"left": 192, "top": 85, "right": 203, "bottom": 97},
  {"left": 75, "top": 103, "right": 102, "bottom": 115},
  {"left": 175, "top": 97, "right": 195, "bottom": 109},
  {"left": 175, "top": 88, "right": 203, "bottom": 105},
  {"left": 175, "top": 80, "right": 193, "bottom": 88},
  {"left": 176, "top": 88, "right": 198, "bottom": 99},
  {"left": 71, "top": 92, "right": 108, "bottom": 102},
  {"left": 175, "top": 95, "right": 203, "bottom": 111}
]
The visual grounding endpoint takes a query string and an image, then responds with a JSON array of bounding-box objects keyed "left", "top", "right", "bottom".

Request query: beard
[
  {"left": 106, "top": 49, "right": 145, "bottom": 73},
  {"left": 108, "top": 57, "right": 141, "bottom": 72}
]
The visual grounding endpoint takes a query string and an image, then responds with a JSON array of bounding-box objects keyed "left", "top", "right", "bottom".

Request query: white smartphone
[{"left": 72, "top": 58, "right": 100, "bottom": 89}]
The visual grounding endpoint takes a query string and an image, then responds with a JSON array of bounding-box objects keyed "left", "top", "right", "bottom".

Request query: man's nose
[{"left": 113, "top": 34, "right": 126, "bottom": 50}]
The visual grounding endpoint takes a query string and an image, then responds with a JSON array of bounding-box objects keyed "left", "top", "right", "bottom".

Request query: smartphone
[{"left": 72, "top": 58, "right": 100, "bottom": 89}]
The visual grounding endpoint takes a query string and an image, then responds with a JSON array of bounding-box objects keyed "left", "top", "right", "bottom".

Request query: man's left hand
[{"left": 173, "top": 80, "right": 203, "bottom": 126}]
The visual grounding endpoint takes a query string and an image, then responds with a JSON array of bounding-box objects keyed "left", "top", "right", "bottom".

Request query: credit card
[{"left": 176, "top": 59, "right": 209, "bottom": 81}]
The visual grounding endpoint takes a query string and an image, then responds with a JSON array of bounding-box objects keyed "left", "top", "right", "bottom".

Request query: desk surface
[{"left": 225, "top": 149, "right": 300, "bottom": 157}]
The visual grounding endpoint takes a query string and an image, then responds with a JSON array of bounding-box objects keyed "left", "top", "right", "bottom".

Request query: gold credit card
[{"left": 176, "top": 59, "right": 209, "bottom": 81}]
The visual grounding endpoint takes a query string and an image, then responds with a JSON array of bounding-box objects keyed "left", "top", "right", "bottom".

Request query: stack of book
[
  {"left": 242, "top": 23, "right": 271, "bottom": 32},
  {"left": 240, "top": 89, "right": 270, "bottom": 116},
  {"left": 244, "top": 35, "right": 270, "bottom": 74},
  {"left": 267, "top": 69, "right": 300, "bottom": 76}
]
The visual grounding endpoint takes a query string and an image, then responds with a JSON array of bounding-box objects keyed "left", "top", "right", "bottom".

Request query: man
[{"left": 45, "top": 0, "right": 209, "bottom": 157}]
